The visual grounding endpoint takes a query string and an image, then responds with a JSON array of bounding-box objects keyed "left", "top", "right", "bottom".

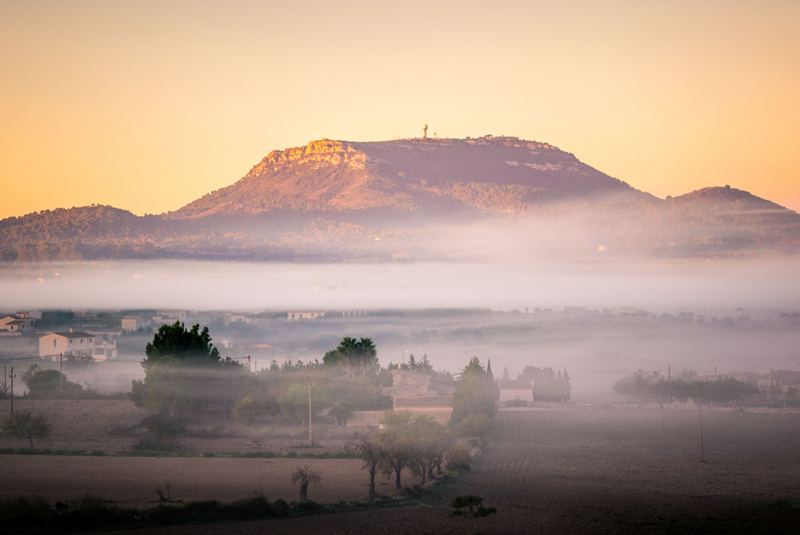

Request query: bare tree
[
  {"left": 2, "top": 410, "right": 51, "bottom": 449},
  {"left": 348, "top": 432, "right": 383, "bottom": 500},
  {"left": 291, "top": 466, "right": 322, "bottom": 502}
]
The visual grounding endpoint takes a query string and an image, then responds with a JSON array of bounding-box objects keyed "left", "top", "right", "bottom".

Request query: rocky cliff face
[{"left": 170, "top": 136, "right": 651, "bottom": 219}]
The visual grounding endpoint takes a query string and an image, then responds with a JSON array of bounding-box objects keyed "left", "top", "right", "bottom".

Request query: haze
[{"left": 2, "top": 258, "right": 799, "bottom": 311}]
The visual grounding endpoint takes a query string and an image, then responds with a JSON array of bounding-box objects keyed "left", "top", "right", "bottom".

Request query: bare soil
[
  {"left": 2, "top": 456, "right": 395, "bottom": 506},
  {"left": 0, "top": 399, "right": 351, "bottom": 454},
  {"left": 119, "top": 407, "right": 800, "bottom": 534}
]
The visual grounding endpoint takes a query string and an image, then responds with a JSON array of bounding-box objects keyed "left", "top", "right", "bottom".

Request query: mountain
[
  {"left": 1, "top": 136, "right": 798, "bottom": 262},
  {"left": 171, "top": 137, "right": 651, "bottom": 218}
]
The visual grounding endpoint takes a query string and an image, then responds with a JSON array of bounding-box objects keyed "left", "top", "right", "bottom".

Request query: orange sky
[{"left": 1, "top": 0, "right": 799, "bottom": 218}]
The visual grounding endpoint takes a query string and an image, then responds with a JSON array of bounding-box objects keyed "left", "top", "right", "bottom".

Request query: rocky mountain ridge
[{"left": 2, "top": 136, "right": 798, "bottom": 262}]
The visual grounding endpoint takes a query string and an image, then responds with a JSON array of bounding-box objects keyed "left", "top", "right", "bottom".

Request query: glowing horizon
[{"left": 1, "top": 0, "right": 799, "bottom": 218}]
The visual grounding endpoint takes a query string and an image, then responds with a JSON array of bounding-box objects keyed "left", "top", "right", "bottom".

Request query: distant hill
[{"left": 2, "top": 136, "right": 798, "bottom": 261}]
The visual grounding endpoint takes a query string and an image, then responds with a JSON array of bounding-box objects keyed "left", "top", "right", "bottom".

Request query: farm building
[
  {"left": 120, "top": 315, "right": 145, "bottom": 332},
  {"left": 497, "top": 378, "right": 534, "bottom": 404},
  {"left": 348, "top": 370, "right": 455, "bottom": 428},
  {"left": 39, "top": 331, "right": 96, "bottom": 359},
  {"left": 0, "top": 312, "right": 38, "bottom": 334}
]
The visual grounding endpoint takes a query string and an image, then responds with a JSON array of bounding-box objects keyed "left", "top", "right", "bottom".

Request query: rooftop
[{"left": 48, "top": 331, "right": 95, "bottom": 339}]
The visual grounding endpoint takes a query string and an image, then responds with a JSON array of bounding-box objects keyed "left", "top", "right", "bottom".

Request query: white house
[
  {"left": 92, "top": 335, "right": 118, "bottom": 361},
  {"left": 0, "top": 312, "right": 38, "bottom": 334},
  {"left": 497, "top": 379, "right": 534, "bottom": 404},
  {"left": 39, "top": 331, "right": 96, "bottom": 359}
]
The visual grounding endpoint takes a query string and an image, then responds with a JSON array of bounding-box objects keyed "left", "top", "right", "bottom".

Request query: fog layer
[{"left": 1, "top": 259, "right": 799, "bottom": 311}]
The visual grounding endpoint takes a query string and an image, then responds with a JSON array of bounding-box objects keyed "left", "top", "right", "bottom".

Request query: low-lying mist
[{"left": 1, "top": 258, "right": 799, "bottom": 311}]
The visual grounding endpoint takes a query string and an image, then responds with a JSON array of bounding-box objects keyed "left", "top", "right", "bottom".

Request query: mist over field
[
  {"left": 2, "top": 257, "right": 800, "bottom": 311},
  {"left": 3, "top": 256, "right": 799, "bottom": 401}
]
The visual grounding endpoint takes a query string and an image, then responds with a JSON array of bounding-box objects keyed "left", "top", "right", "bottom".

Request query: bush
[
  {"left": 142, "top": 413, "right": 185, "bottom": 439},
  {"left": 131, "top": 437, "right": 180, "bottom": 452},
  {"left": 23, "top": 365, "right": 85, "bottom": 398},
  {"left": 446, "top": 443, "right": 472, "bottom": 472},
  {"left": 455, "top": 413, "right": 492, "bottom": 441},
  {"left": 0, "top": 496, "right": 53, "bottom": 526},
  {"left": 232, "top": 396, "right": 256, "bottom": 424},
  {"left": 0, "top": 493, "right": 330, "bottom": 532}
]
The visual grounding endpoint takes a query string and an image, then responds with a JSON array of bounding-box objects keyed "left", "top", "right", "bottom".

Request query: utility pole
[
  {"left": 9, "top": 366, "right": 15, "bottom": 415},
  {"left": 247, "top": 355, "right": 251, "bottom": 373},
  {"left": 307, "top": 379, "right": 313, "bottom": 447},
  {"left": 59, "top": 353, "right": 64, "bottom": 396},
  {"left": 697, "top": 382, "right": 706, "bottom": 463}
]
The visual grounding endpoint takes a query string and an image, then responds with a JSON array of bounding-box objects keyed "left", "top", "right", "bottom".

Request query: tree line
[{"left": 614, "top": 370, "right": 758, "bottom": 404}]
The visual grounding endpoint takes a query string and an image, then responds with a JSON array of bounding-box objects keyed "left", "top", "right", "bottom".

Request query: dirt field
[
  {"left": 0, "top": 399, "right": 351, "bottom": 454},
  {"left": 2, "top": 456, "right": 392, "bottom": 506},
  {"left": 122, "top": 407, "right": 800, "bottom": 534}
]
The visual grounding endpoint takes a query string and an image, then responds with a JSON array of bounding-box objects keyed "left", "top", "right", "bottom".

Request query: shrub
[
  {"left": 0, "top": 496, "right": 53, "bottom": 526},
  {"left": 142, "top": 413, "right": 185, "bottom": 440},
  {"left": 446, "top": 443, "right": 472, "bottom": 472},
  {"left": 131, "top": 437, "right": 180, "bottom": 452},
  {"left": 23, "top": 365, "right": 84, "bottom": 398},
  {"left": 455, "top": 413, "right": 492, "bottom": 441}
]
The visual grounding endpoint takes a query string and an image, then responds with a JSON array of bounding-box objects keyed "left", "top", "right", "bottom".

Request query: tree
[
  {"left": 144, "top": 322, "right": 222, "bottom": 365},
  {"left": 291, "top": 466, "right": 322, "bottom": 502},
  {"left": 132, "top": 323, "right": 244, "bottom": 416},
  {"left": 455, "top": 413, "right": 492, "bottom": 442},
  {"left": 409, "top": 414, "right": 449, "bottom": 484},
  {"left": 451, "top": 357, "right": 497, "bottom": 431},
  {"left": 348, "top": 432, "right": 383, "bottom": 500},
  {"left": 326, "top": 376, "right": 386, "bottom": 426},
  {"left": 451, "top": 495, "right": 497, "bottom": 534},
  {"left": 278, "top": 383, "right": 328, "bottom": 424},
  {"left": 531, "top": 367, "right": 571, "bottom": 402},
  {"left": 322, "top": 337, "right": 378, "bottom": 373},
  {"left": 22, "top": 365, "right": 84, "bottom": 398},
  {"left": 2, "top": 411, "right": 51, "bottom": 449},
  {"left": 613, "top": 371, "right": 758, "bottom": 405},
  {"left": 379, "top": 411, "right": 415, "bottom": 489}
]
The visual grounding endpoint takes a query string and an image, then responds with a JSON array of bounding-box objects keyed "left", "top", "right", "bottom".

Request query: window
[{"left": 53, "top": 339, "right": 56, "bottom": 348}]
